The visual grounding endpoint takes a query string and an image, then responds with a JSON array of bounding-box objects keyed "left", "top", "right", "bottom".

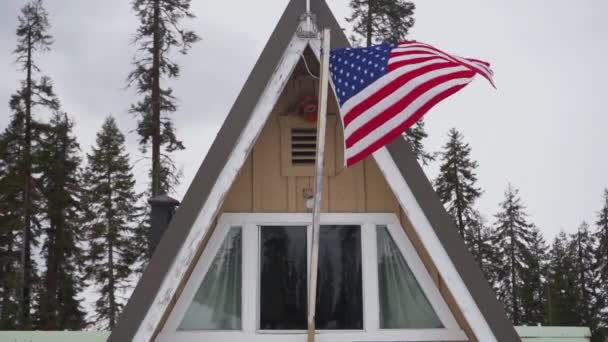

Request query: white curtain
[
  {"left": 179, "top": 227, "right": 242, "bottom": 331},
  {"left": 377, "top": 226, "right": 443, "bottom": 329}
]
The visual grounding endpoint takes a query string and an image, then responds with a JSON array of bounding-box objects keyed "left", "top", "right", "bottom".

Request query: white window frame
[{"left": 159, "top": 213, "right": 467, "bottom": 342}]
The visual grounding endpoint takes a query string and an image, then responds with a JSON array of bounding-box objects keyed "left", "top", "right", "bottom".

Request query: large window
[{"left": 160, "top": 214, "right": 466, "bottom": 342}]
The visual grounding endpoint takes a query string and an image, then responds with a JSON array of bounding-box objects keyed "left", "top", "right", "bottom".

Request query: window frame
[{"left": 160, "top": 213, "right": 467, "bottom": 342}]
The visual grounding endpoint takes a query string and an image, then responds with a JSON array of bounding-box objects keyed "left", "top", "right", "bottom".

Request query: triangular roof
[{"left": 109, "top": 1, "right": 519, "bottom": 341}]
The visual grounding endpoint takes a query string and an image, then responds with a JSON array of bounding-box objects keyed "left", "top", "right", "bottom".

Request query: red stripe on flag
[
  {"left": 345, "top": 70, "right": 475, "bottom": 148},
  {"left": 343, "top": 61, "right": 456, "bottom": 127},
  {"left": 345, "top": 82, "right": 469, "bottom": 167}
]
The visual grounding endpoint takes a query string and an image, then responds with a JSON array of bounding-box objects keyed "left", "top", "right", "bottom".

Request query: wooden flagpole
[{"left": 307, "top": 28, "right": 331, "bottom": 342}]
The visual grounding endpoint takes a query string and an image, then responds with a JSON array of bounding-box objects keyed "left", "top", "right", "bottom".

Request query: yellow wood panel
[
  {"left": 222, "top": 155, "right": 253, "bottom": 212},
  {"left": 328, "top": 162, "right": 364, "bottom": 212},
  {"left": 364, "top": 158, "right": 400, "bottom": 213},
  {"left": 287, "top": 176, "right": 297, "bottom": 212},
  {"left": 252, "top": 112, "right": 288, "bottom": 212}
]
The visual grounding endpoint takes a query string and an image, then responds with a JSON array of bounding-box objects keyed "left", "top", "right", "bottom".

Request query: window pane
[
  {"left": 377, "top": 226, "right": 443, "bottom": 329},
  {"left": 179, "top": 227, "right": 242, "bottom": 331},
  {"left": 316, "top": 225, "right": 363, "bottom": 330},
  {"left": 260, "top": 226, "right": 308, "bottom": 330}
]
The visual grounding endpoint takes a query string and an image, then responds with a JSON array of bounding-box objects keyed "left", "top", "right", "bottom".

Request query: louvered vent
[{"left": 291, "top": 128, "right": 317, "bottom": 165}]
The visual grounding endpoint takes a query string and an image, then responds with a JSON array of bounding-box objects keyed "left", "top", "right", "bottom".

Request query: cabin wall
[{"left": 218, "top": 70, "right": 477, "bottom": 341}]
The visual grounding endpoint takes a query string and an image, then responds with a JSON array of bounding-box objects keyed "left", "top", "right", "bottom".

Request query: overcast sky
[{"left": 1, "top": 0, "right": 607, "bottom": 242}]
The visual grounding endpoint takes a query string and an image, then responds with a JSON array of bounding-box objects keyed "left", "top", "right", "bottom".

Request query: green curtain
[
  {"left": 377, "top": 226, "right": 443, "bottom": 329},
  {"left": 179, "top": 227, "right": 242, "bottom": 330}
]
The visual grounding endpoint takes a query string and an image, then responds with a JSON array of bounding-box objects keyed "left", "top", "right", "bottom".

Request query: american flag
[{"left": 329, "top": 41, "right": 495, "bottom": 167}]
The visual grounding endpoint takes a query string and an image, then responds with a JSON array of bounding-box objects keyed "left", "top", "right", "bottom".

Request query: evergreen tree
[
  {"left": 435, "top": 128, "right": 482, "bottom": 239},
  {"left": 83, "top": 117, "right": 141, "bottom": 329},
  {"left": 127, "top": 0, "right": 200, "bottom": 198},
  {"left": 546, "top": 232, "right": 579, "bottom": 326},
  {"left": 596, "top": 189, "right": 608, "bottom": 328},
  {"left": 570, "top": 222, "right": 599, "bottom": 333},
  {"left": 491, "top": 184, "right": 534, "bottom": 325},
  {"left": 0, "top": 119, "right": 26, "bottom": 329},
  {"left": 403, "top": 120, "right": 435, "bottom": 166},
  {"left": 347, "top": 0, "right": 415, "bottom": 47},
  {"left": 35, "top": 113, "right": 86, "bottom": 330},
  {"left": 6, "top": 0, "right": 60, "bottom": 328},
  {"left": 464, "top": 211, "right": 497, "bottom": 286},
  {"left": 519, "top": 225, "right": 548, "bottom": 325}
]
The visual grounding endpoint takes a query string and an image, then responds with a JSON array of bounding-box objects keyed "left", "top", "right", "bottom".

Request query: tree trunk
[
  {"left": 453, "top": 166, "right": 465, "bottom": 238},
  {"left": 20, "top": 26, "right": 33, "bottom": 330},
  {"left": 366, "top": 0, "right": 373, "bottom": 47},
  {"left": 1, "top": 230, "right": 14, "bottom": 327},
  {"left": 576, "top": 233, "right": 590, "bottom": 326},
  {"left": 107, "top": 171, "right": 116, "bottom": 329},
  {"left": 151, "top": 0, "right": 162, "bottom": 197},
  {"left": 510, "top": 223, "right": 519, "bottom": 324}
]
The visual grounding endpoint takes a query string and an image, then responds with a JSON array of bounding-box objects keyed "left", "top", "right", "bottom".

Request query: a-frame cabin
[{"left": 109, "top": 1, "right": 520, "bottom": 341}]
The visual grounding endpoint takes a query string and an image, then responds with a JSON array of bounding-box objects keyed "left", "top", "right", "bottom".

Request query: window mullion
[
  {"left": 362, "top": 222, "right": 380, "bottom": 332},
  {"left": 242, "top": 223, "right": 258, "bottom": 333}
]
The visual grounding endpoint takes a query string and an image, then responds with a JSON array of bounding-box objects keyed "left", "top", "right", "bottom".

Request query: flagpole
[{"left": 307, "top": 28, "right": 331, "bottom": 342}]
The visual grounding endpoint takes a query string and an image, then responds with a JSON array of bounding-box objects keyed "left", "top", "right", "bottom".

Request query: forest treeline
[{"left": 0, "top": 0, "right": 606, "bottom": 340}]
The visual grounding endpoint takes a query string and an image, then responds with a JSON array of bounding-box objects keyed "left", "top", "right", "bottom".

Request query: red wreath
[{"left": 298, "top": 96, "right": 318, "bottom": 122}]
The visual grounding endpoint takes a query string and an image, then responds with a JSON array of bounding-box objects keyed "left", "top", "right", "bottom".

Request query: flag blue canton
[{"left": 329, "top": 43, "right": 395, "bottom": 106}]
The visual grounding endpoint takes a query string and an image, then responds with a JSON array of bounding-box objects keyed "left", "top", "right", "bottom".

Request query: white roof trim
[
  {"left": 372, "top": 148, "right": 497, "bottom": 341},
  {"left": 132, "top": 34, "right": 311, "bottom": 342}
]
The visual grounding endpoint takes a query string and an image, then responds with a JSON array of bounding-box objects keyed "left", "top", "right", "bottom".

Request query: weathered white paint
[
  {"left": 372, "top": 147, "right": 497, "bottom": 342},
  {"left": 158, "top": 213, "right": 466, "bottom": 342},
  {"left": 516, "top": 326, "right": 591, "bottom": 338},
  {"left": 132, "top": 35, "right": 310, "bottom": 342}
]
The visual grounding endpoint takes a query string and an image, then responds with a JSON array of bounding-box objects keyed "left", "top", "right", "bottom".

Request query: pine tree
[
  {"left": 594, "top": 189, "right": 608, "bottom": 329},
  {"left": 127, "top": 0, "right": 200, "bottom": 198},
  {"left": 83, "top": 117, "right": 141, "bottom": 329},
  {"left": 0, "top": 119, "right": 26, "bottom": 329},
  {"left": 465, "top": 211, "right": 497, "bottom": 286},
  {"left": 6, "top": 0, "right": 60, "bottom": 328},
  {"left": 519, "top": 225, "right": 548, "bottom": 325},
  {"left": 347, "top": 0, "right": 415, "bottom": 47},
  {"left": 546, "top": 232, "right": 579, "bottom": 326},
  {"left": 491, "top": 184, "right": 534, "bottom": 325},
  {"left": 35, "top": 113, "right": 86, "bottom": 330},
  {"left": 569, "top": 222, "right": 599, "bottom": 333},
  {"left": 435, "top": 128, "right": 482, "bottom": 239}
]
